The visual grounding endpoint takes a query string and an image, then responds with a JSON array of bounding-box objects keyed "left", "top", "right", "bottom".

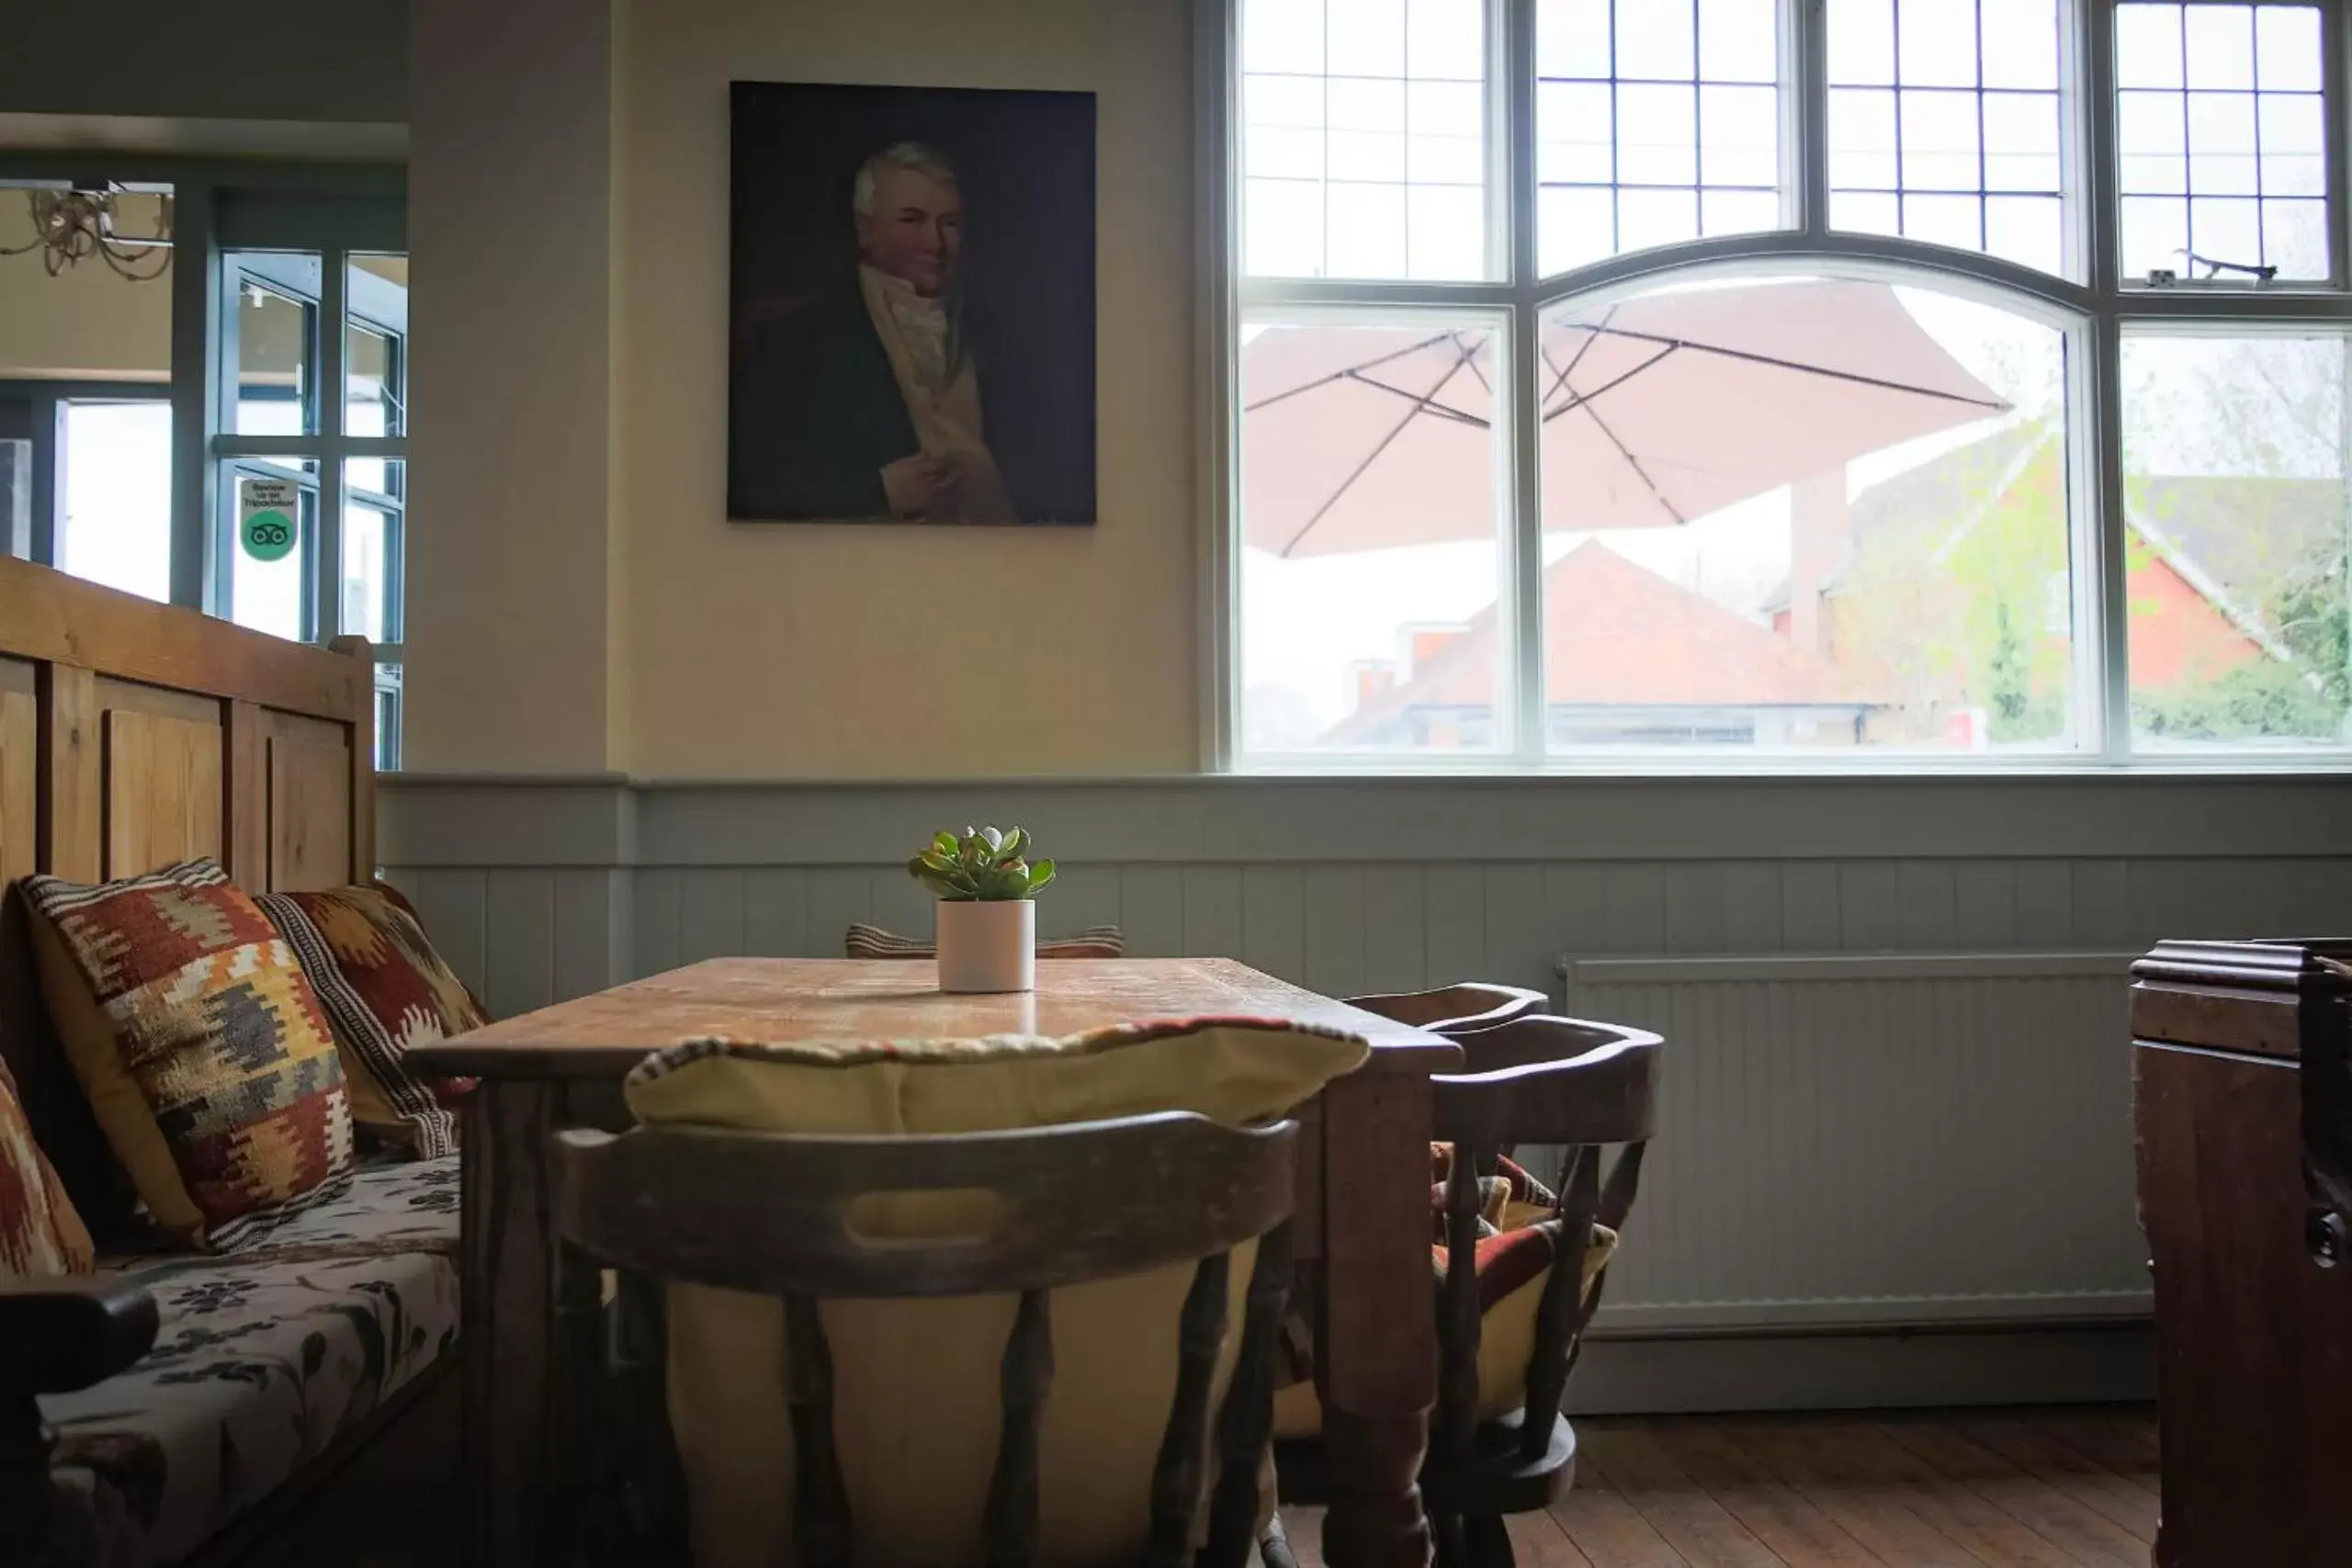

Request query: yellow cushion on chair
[{"left": 625, "top": 1017, "right": 1368, "bottom": 1568}]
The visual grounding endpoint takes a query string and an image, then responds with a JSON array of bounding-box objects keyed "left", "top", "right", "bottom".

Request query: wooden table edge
[{"left": 408, "top": 955, "right": 1464, "bottom": 1080}]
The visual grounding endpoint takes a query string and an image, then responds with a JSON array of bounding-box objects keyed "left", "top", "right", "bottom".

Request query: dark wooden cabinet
[{"left": 2133, "top": 940, "right": 2352, "bottom": 1568}]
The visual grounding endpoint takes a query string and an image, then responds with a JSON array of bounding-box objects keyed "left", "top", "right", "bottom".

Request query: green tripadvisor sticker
[{"left": 239, "top": 478, "right": 299, "bottom": 563}]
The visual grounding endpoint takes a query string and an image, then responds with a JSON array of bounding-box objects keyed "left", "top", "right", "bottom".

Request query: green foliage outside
[
  {"left": 1835, "top": 400, "right": 2348, "bottom": 747},
  {"left": 1830, "top": 423, "right": 2072, "bottom": 744}
]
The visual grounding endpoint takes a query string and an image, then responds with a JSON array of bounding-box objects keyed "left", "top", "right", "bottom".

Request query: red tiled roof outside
[{"left": 1328, "top": 542, "right": 1889, "bottom": 742}]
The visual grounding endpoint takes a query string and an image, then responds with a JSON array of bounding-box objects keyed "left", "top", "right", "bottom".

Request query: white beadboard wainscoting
[{"left": 379, "top": 773, "right": 2352, "bottom": 1409}]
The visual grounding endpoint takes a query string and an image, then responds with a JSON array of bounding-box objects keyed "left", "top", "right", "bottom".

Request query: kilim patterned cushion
[
  {"left": 0, "top": 1060, "right": 95, "bottom": 1276},
  {"left": 260, "top": 885, "right": 484, "bottom": 1159},
  {"left": 842, "top": 920, "right": 1126, "bottom": 959},
  {"left": 24, "top": 859, "right": 354, "bottom": 1250}
]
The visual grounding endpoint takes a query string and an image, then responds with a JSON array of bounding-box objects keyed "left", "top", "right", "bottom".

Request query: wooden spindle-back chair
[
  {"left": 1270, "top": 1012, "right": 1661, "bottom": 1568},
  {"left": 1340, "top": 982, "right": 1546, "bottom": 1038},
  {"left": 552, "top": 1111, "right": 1299, "bottom": 1568}
]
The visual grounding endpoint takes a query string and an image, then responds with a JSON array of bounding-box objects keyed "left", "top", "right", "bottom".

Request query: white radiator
[{"left": 1556, "top": 952, "right": 2148, "bottom": 1337}]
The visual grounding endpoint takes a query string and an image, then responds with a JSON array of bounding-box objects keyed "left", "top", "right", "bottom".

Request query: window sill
[{"left": 1226, "top": 752, "right": 2352, "bottom": 783}]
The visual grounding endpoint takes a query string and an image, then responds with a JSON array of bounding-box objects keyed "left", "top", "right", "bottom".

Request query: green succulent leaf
[{"left": 907, "top": 827, "right": 1059, "bottom": 901}]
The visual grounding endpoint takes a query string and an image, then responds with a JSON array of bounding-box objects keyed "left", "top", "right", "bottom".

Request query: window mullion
[
  {"left": 208, "top": 245, "right": 243, "bottom": 614},
  {"left": 1794, "top": 0, "right": 1830, "bottom": 235},
  {"left": 2326, "top": 0, "right": 2351, "bottom": 288},
  {"left": 27, "top": 388, "right": 59, "bottom": 568},
  {"left": 2086, "top": 310, "right": 2129, "bottom": 763},
  {"left": 316, "top": 253, "right": 346, "bottom": 646},
  {"left": 2067, "top": 0, "right": 2109, "bottom": 294},
  {"left": 2077, "top": 0, "right": 2124, "bottom": 761},
  {"left": 1200, "top": 0, "right": 1240, "bottom": 772},
  {"left": 1507, "top": 0, "right": 1544, "bottom": 761},
  {"left": 170, "top": 183, "right": 220, "bottom": 612}
]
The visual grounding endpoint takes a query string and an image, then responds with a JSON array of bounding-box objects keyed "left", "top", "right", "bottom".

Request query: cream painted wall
[
  {"left": 405, "top": 0, "right": 623, "bottom": 773},
  {"left": 0, "top": 248, "right": 172, "bottom": 380},
  {"left": 612, "top": 0, "right": 1199, "bottom": 777}
]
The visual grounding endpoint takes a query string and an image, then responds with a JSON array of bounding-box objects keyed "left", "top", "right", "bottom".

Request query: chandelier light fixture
[{"left": 0, "top": 187, "right": 175, "bottom": 282}]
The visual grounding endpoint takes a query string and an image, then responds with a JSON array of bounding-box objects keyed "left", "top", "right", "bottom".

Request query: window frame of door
[
  {"left": 0, "top": 378, "right": 173, "bottom": 570},
  {"left": 0, "top": 154, "right": 404, "bottom": 616}
]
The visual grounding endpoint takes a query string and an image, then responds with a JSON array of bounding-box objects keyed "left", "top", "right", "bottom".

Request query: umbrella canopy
[{"left": 1242, "top": 279, "right": 2011, "bottom": 558}]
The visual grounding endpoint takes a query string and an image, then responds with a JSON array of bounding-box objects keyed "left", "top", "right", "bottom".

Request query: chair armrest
[
  {"left": 0, "top": 1277, "right": 158, "bottom": 1563},
  {"left": 0, "top": 1275, "right": 159, "bottom": 1396}
]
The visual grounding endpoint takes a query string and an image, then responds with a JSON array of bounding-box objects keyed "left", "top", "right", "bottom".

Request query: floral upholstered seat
[{"left": 37, "top": 1156, "right": 461, "bottom": 1568}]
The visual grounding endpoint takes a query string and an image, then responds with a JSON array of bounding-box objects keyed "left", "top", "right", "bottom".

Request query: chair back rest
[
  {"left": 557, "top": 1111, "right": 1291, "bottom": 1297},
  {"left": 552, "top": 1111, "right": 1297, "bottom": 1568},
  {"left": 1424, "top": 1015, "right": 1661, "bottom": 1472},
  {"left": 1343, "top": 982, "right": 1545, "bottom": 1035},
  {"left": 1431, "top": 1016, "right": 1660, "bottom": 1150}
]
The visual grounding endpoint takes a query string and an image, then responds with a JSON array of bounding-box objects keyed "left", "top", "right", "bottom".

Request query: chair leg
[
  {"left": 1433, "top": 1508, "right": 1470, "bottom": 1568},
  {"left": 1464, "top": 1513, "right": 1516, "bottom": 1568},
  {"left": 1259, "top": 1511, "right": 1301, "bottom": 1568}
]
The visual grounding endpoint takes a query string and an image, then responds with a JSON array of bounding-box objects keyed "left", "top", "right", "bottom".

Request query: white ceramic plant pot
[{"left": 936, "top": 898, "right": 1035, "bottom": 994}]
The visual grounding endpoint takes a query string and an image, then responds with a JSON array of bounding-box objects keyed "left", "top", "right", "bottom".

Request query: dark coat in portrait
[{"left": 729, "top": 279, "right": 1078, "bottom": 525}]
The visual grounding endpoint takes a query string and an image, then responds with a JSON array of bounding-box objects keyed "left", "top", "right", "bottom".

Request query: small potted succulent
[{"left": 909, "top": 826, "right": 1057, "bottom": 993}]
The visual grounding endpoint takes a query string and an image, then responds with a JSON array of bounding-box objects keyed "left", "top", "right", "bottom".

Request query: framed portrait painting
[{"left": 727, "top": 81, "right": 1098, "bottom": 526}]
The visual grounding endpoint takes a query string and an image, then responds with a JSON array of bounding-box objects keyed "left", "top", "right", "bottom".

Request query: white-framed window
[
  {"left": 1214, "top": 0, "right": 2352, "bottom": 768},
  {"left": 211, "top": 249, "right": 410, "bottom": 769}
]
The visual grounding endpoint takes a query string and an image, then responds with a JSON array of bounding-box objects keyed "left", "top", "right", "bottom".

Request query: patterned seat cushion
[
  {"left": 214, "top": 1151, "right": 461, "bottom": 1261},
  {"left": 38, "top": 1242, "right": 459, "bottom": 1568}
]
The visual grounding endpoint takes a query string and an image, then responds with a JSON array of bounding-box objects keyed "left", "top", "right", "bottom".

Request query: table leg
[
  {"left": 461, "top": 1080, "right": 561, "bottom": 1568},
  {"left": 1315, "top": 1071, "right": 1437, "bottom": 1568}
]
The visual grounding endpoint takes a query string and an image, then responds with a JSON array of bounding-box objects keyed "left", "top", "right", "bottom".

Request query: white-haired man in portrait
[{"left": 730, "top": 141, "right": 1020, "bottom": 522}]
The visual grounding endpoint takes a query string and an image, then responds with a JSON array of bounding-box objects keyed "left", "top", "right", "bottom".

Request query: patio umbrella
[{"left": 1242, "top": 278, "right": 2010, "bottom": 558}]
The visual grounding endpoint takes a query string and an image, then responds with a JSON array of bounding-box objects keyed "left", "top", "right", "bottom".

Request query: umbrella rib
[
  {"left": 1345, "top": 370, "right": 1489, "bottom": 427},
  {"left": 1540, "top": 304, "right": 1620, "bottom": 417},
  {"left": 1280, "top": 337, "right": 1484, "bottom": 558},
  {"left": 1555, "top": 321, "right": 2010, "bottom": 412},
  {"left": 1539, "top": 343, "right": 1680, "bottom": 425},
  {"left": 1454, "top": 330, "right": 1495, "bottom": 396},
  {"left": 1566, "top": 394, "right": 1689, "bottom": 527},
  {"left": 1242, "top": 330, "right": 1464, "bottom": 413}
]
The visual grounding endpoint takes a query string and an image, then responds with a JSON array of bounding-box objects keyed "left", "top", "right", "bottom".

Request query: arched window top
[{"left": 1222, "top": 0, "right": 2352, "bottom": 772}]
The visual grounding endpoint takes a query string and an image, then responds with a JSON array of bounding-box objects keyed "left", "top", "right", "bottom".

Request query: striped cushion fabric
[
  {"left": 843, "top": 921, "right": 1126, "bottom": 960},
  {"left": 259, "top": 885, "right": 485, "bottom": 1160}
]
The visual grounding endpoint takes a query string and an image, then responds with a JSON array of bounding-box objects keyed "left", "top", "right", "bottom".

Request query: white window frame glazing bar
[
  {"left": 2080, "top": 0, "right": 2129, "bottom": 761},
  {"left": 209, "top": 247, "right": 411, "bottom": 647},
  {"left": 1197, "top": 0, "right": 1242, "bottom": 769},
  {"left": 2331, "top": 0, "right": 2352, "bottom": 289},
  {"left": 1215, "top": 0, "right": 2352, "bottom": 774},
  {"left": 1507, "top": 0, "right": 1544, "bottom": 759}
]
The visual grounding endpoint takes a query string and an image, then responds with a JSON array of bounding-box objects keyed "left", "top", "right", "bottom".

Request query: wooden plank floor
[{"left": 1278, "top": 1406, "right": 2158, "bottom": 1568}]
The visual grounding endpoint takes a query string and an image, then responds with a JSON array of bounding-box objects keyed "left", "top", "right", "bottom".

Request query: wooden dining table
[{"left": 406, "top": 955, "right": 1463, "bottom": 1568}]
